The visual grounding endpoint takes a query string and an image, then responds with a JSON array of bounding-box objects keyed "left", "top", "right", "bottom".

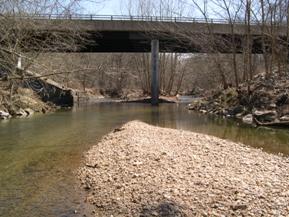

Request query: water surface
[{"left": 0, "top": 103, "right": 289, "bottom": 217}]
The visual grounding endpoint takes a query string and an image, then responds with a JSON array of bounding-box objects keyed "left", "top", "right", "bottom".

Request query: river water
[{"left": 0, "top": 103, "right": 289, "bottom": 217}]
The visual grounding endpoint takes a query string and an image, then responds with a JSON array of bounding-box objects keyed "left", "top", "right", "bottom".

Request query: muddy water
[{"left": 0, "top": 103, "right": 289, "bottom": 217}]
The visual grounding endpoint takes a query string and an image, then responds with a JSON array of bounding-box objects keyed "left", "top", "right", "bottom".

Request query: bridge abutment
[{"left": 151, "top": 39, "right": 159, "bottom": 105}]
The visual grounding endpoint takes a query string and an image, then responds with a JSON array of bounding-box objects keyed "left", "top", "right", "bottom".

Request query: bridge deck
[{"left": 11, "top": 14, "right": 287, "bottom": 53}]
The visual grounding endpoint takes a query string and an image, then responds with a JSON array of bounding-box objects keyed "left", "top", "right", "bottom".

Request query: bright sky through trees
[
  {"left": 82, "top": 0, "right": 122, "bottom": 14},
  {"left": 81, "top": 0, "right": 218, "bottom": 19}
]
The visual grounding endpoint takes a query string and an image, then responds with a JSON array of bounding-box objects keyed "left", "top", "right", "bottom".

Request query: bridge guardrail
[{"left": 12, "top": 14, "right": 260, "bottom": 25}]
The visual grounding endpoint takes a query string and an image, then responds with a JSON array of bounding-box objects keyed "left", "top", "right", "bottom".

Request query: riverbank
[
  {"left": 0, "top": 92, "right": 179, "bottom": 120},
  {"left": 0, "top": 88, "right": 57, "bottom": 120},
  {"left": 0, "top": 70, "right": 74, "bottom": 120},
  {"left": 188, "top": 72, "right": 289, "bottom": 127},
  {"left": 78, "top": 121, "right": 289, "bottom": 216}
]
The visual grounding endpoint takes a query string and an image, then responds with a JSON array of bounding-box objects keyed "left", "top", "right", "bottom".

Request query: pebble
[{"left": 78, "top": 121, "right": 289, "bottom": 216}]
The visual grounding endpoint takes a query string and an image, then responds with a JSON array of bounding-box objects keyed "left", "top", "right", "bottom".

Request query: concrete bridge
[
  {"left": 24, "top": 14, "right": 288, "bottom": 104},
  {"left": 31, "top": 14, "right": 283, "bottom": 53}
]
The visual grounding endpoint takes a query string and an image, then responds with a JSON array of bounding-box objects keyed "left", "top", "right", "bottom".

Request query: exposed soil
[{"left": 78, "top": 121, "right": 289, "bottom": 217}]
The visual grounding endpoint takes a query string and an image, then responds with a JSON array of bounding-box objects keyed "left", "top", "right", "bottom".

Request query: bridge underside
[
  {"left": 16, "top": 18, "right": 288, "bottom": 105},
  {"left": 23, "top": 28, "right": 266, "bottom": 53},
  {"left": 80, "top": 31, "right": 198, "bottom": 53},
  {"left": 27, "top": 30, "right": 270, "bottom": 105},
  {"left": 76, "top": 31, "right": 264, "bottom": 53},
  {"left": 22, "top": 28, "right": 277, "bottom": 105}
]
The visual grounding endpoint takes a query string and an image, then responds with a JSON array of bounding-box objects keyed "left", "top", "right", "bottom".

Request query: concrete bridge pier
[{"left": 151, "top": 39, "right": 159, "bottom": 106}]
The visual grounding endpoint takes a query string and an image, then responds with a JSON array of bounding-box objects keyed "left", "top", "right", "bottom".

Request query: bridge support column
[{"left": 151, "top": 39, "right": 159, "bottom": 106}]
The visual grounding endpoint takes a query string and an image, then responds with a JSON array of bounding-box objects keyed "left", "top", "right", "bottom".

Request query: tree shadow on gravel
[{"left": 140, "top": 201, "right": 185, "bottom": 217}]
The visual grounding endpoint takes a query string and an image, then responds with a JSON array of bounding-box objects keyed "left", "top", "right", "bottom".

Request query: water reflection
[{"left": 0, "top": 103, "right": 289, "bottom": 217}]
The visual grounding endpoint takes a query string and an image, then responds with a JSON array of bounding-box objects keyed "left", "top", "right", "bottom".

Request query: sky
[
  {"left": 82, "top": 0, "right": 123, "bottom": 14},
  {"left": 80, "top": 0, "right": 225, "bottom": 19},
  {"left": 82, "top": 0, "right": 195, "bottom": 15}
]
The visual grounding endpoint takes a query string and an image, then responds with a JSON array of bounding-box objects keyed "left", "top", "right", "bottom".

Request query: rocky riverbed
[
  {"left": 188, "top": 72, "right": 289, "bottom": 127},
  {"left": 78, "top": 121, "right": 289, "bottom": 216}
]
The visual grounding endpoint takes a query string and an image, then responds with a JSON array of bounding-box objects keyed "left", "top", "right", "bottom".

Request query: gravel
[{"left": 78, "top": 121, "right": 289, "bottom": 216}]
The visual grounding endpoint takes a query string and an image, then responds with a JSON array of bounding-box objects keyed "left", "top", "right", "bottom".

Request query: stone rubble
[
  {"left": 0, "top": 88, "right": 56, "bottom": 120},
  {"left": 188, "top": 72, "right": 289, "bottom": 127},
  {"left": 78, "top": 121, "right": 289, "bottom": 217},
  {"left": 0, "top": 110, "right": 10, "bottom": 120}
]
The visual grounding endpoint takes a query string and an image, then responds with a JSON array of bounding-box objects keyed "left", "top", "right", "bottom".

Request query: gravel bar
[{"left": 78, "top": 121, "right": 289, "bottom": 216}]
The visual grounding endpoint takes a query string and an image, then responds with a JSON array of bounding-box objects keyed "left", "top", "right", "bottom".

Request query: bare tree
[
  {"left": 0, "top": 0, "right": 105, "bottom": 105},
  {"left": 212, "top": 0, "right": 242, "bottom": 87}
]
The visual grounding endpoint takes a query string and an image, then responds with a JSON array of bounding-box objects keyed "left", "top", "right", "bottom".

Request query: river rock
[
  {"left": 200, "top": 109, "right": 207, "bottom": 114},
  {"left": 235, "top": 113, "right": 243, "bottom": 119},
  {"left": 279, "top": 115, "right": 289, "bottom": 122},
  {"left": 229, "top": 105, "right": 244, "bottom": 116},
  {"left": 0, "top": 110, "right": 10, "bottom": 120},
  {"left": 269, "top": 103, "right": 277, "bottom": 109},
  {"left": 253, "top": 110, "right": 277, "bottom": 123},
  {"left": 24, "top": 108, "right": 34, "bottom": 116},
  {"left": 242, "top": 114, "right": 253, "bottom": 124},
  {"left": 14, "top": 108, "right": 27, "bottom": 118},
  {"left": 78, "top": 121, "right": 289, "bottom": 216},
  {"left": 188, "top": 98, "right": 206, "bottom": 111},
  {"left": 279, "top": 104, "right": 289, "bottom": 116},
  {"left": 276, "top": 93, "right": 288, "bottom": 106}
]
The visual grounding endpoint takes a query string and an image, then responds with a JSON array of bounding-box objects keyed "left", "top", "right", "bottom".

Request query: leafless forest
[{"left": 1, "top": 0, "right": 289, "bottom": 106}]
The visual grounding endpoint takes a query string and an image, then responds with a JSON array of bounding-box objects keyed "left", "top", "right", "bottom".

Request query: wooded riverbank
[{"left": 188, "top": 72, "right": 289, "bottom": 128}]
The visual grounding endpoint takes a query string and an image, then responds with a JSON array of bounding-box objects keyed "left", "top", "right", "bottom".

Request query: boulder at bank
[
  {"left": 242, "top": 114, "right": 253, "bottom": 124},
  {"left": 78, "top": 121, "right": 289, "bottom": 217},
  {"left": 24, "top": 108, "right": 34, "bottom": 116},
  {"left": 0, "top": 110, "right": 10, "bottom": 120},
  {"left": 0, "top": 88, "right": 55, "bottom": 120},
  {"left": 188, "top": 72, "right": 289, "bottom": 127},
  {"left": 253, "top": 109, "right": 277, "bottom": 123}
]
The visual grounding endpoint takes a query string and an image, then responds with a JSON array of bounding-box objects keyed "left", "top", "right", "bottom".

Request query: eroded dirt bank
[{"left": 78, "top": 121, "right": 289, "bottom": 217}]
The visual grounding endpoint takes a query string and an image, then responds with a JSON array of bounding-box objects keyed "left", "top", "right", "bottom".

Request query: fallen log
[{"left": 254, "top": 117, "right": 289, "bottom": 126}]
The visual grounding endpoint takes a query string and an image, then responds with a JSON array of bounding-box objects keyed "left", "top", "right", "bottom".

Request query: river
[{"left": 0, "top": 103, "right": 289, "bottom": 217}]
